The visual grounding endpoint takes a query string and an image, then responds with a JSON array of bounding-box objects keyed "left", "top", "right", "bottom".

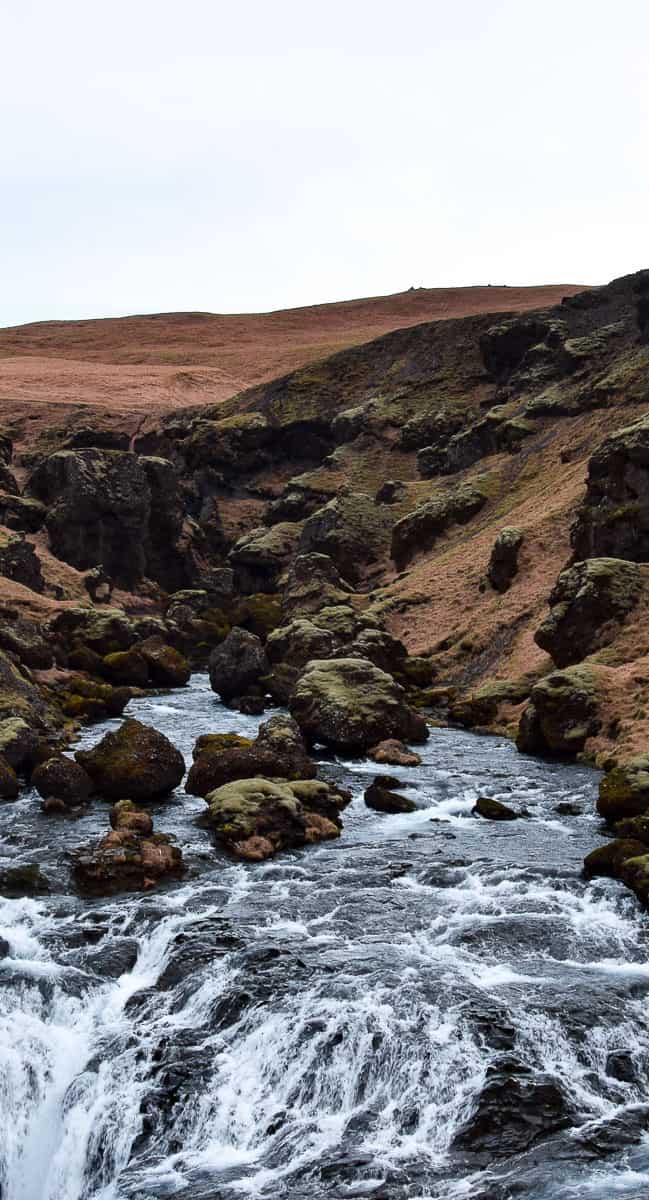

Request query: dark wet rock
[
  {"left": 238, "top": 694, "right": 266, "bottom": 715},
  {"left": 598, "top": 756, "right": 649, "bottom": 822},
  {"left": 204, "top": 776, "right": 344, "bottom": 861},
  {"left": 0, "top": 755, "right": 19, "bottom": 800},
  {"left": 76, "top": 718, "right": 185, "bottom": 801},
  {"left": 555, "top": 801, "right": 582, "bottom": 816},
  {"left": 0, "top": 492, "right": 46, "bottom": 533},
  {"left": 364, "top": 781, "right": 417, "bottom": 814},
  {"left": 192, "top": 732, "right": 253, "bottom": 760},
  {"left": 73, "top": 828, "right": 184, "bottom": 896},
  {"left": 136, "top": 636, "right": 190, "bottom": 687},
  {"left": 298, "top": 494, "right": 392, "bottom": 585},
  {"left": 0, "top": 530, "right": 44, "bottom": 593},
  {"left": 83, "top": 564, "right": 113, "bottom": 603},
  {"left": 583, "top": 837, "right": 648, "bottom": 879},
  {"left": 186, "top": 714, "right": 315, "bottom": 797},
  {"left": 572, "top": 414, "right": 649, "bottom": 562},
  {"left": 368, "top": 739, "right": 422, "bottom": 767},
  {"left": 0, "top": 652, "right": 64, "bottom": 741},
  {"left": 535, "top": 558, "right": 642, "bottom": 667},
  {"left": 229, "top": 523, "right": 302, "bottom": 594},
  {"left": 32, "top": 756, "right": 93, "bottom": 808},
  {"left": 391, "top": 483, "right": 487, "bottom": 569},
  {"left": 613, "top": 814, "right": 649, "bottom": 844},
  {"left": 453, "top": 1060, "right": 572, "bottom": 1154},
  {"left": 102, "top": 647, "right": 150, "bottom": 687},
  {"left": 516, "top": 666, "right": 599, "bottom": 757},
  {"left": 290, "top": 656, "right": 429, "bottom": 753},
  {"left": 487, "top": 527, "right": 524, "bottom": 593},
  {"left": 208, "top": 627, "right": 269, "bottom": 703},
  {"left": 473, "top": 796, "right": 518, "bottom": 820},
  {"left": 282, "top": 553, "right": 354, "bottom": 618},
  {"left": 0, "top": 863, "right": 51, "bottom": 897}
]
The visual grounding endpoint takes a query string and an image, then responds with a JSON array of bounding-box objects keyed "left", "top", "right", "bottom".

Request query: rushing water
[{"left": 1, "top": 676, "right": 649, "bottom": 1199}]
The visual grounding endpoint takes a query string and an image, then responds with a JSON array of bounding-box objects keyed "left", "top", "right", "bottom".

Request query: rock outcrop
[
  {"left": 535, "top": 559, "right": 642, "bottom": 667},
  {"left": 488, "top": 528, "right": 524, "bottom": 593},
  {"left": 572, "top": 416, "right": 649, "bottom": 563},
  {"left": 298, "top": 494, "right": 391, "bottom": 584},
  {"left": 391, "top": 483, "right": 487, "bottom": 569},
  {"left": 516, "top": 666, "right": 599, "bottom": 757}
]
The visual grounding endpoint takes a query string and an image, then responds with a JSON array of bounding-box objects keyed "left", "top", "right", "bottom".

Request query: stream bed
[{"left": 1, "top": 675, "right": 649, "bottom": 1200}]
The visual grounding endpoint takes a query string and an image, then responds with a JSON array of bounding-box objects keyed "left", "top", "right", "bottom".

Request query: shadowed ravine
[{"left": 2, "top": 676, "right": 649, "bottom": 1200}]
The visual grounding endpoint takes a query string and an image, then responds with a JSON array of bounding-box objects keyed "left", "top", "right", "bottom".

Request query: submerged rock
[
  {"left": 290, "top": 657, "right": 429, "bottom": 753},
  {"left": 76, "top": 719, "right": 185, "bottom": 801},
  {"left": 364, "top": 781, "right": 417, "bottom": 814},
  {"left": 473, "top": 796, "right": 518, "bottom": 821},
  {"left": 0, "top": 863, "right": 51, "bottom": 897}
]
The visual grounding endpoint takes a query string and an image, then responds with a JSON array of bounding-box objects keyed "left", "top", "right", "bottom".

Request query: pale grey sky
[{"left": 1, "top": 0, "right": 648, "bottom": 327}]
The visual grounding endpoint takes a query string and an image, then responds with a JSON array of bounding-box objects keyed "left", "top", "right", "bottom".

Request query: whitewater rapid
[{"left": 1, "top": 676, "right": 649, "bottom": 1199}]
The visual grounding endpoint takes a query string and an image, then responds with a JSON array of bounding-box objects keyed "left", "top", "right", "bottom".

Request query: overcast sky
[{"left": 1, "top": 0, "right": 648, "bottom": 327}]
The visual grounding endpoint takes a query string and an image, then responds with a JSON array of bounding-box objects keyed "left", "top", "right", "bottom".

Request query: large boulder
[
  {"left": 0, "top": 531, "right": 44, "bottom": 593},
  {"left": 0, "top": 611, "right": 53, "bottom": 669},
  {"left": 229, "top": 523, "right": 302, "bottom": 594},
  {"left": 265, "top": 617, "right": 336, "bottom": 703},
  {"left": 488, "top": 527, "right": 524, "bottom": 593},
  {"left": 282, "top": 553, "right": 354, "bottom": 618},
  {"left": 186, "top": 714, "right": 315, "bottom": 797},
  {"left": 298, "top": 494, "right": 392, "bottom": 585},
  {"left": 0, "top": 652, "right": 64, "bottom": 741},
  {"left": 572, "top": 416, "right": 649, "bottom": 562},
  {"left": 0, "top": 493, "right": 45, "bottom": 533},
  {"left": 290, "top": 657, "right": 429, "bottom": 752},
  {"left": 598, "top": 756, "right": 649, "bottom": 823},
  {"left": 208, "top": 627, "right": 269, "bottom": 703},
  {"left": 204, "top": 776, "right": 347, "bottom": 861},
  {"left": 32, "top": 756, "right": 94, "bottom": 810},
  {"left": 535, "top": 559, "right": 642, "bottom": 667},
  {"left": 391, "top": 483, "right": 487, "bottom": 569},
  {"left": 76, "top": 719, "right": 185, "bottom": 801},
  {"left": 136, "top": 636, "right": 191, "bottom": 687},
  {"left": 516, "top": 666, "right": 599, "bottom": 757}
]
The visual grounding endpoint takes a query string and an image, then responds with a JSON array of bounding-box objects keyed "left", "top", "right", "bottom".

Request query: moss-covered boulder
[
  {"left": 0, "top": 530, "right": 44, "bottom": 593},
  {"left": 282, "top": 553, "right": 354, "bottom": 618},
  {"left": 516, "top": 666, "right": 599, "bottom": 757},
  {"left": 487, "top": 528, "right": 524, "bottom": 593},
  {"left": 55, "top": 675, "right": 132, "bottom": 724},
  {"left": 229, "top": 523, "right": 302, "bottom": 594},
  {"left": 391, "top": 483, "right": 487, "bottom": 569},
  {"left": 136, "top": 636, "right": 191, "bottom": 687},
  {"left": 32, "top": 756, "right": 93, "bottom": 809},
  {"left": 0, "top": 755, "right": 19, "bottom": 800},
  {"left": 0, "top": 717, "right": 39, "bottom": 770},
  {"left": 102, "top": 648, "right": 150, "bottom": 687},
  {"left": 598, "top": 756, "right": 649, "bottom": 823},
  {"left": 76, "top": 719, "right": 185, "bottom": 801},
  {"left": 298, "top": 494, "right": 392, "bottom": 585},
  {"left": 535, "top": 559, "right": 642, "bottom": 667},
  {"left": 186, "top": 714, "right": 315, "bottom": 797},
  {"left": 208, "top": 627, "right": 269, "bottom": 703},
  {"left": 204, "top": 776, "right": 345, "bottom": 861},
  {"left": 290, "top": 657, "right": 429, "bottom": 752},
  {"left": 192, "top": 732, "right": 253, "bottom": 759},
  {"left": 265, "top": 618, "right": 337, "bottom": 703}
]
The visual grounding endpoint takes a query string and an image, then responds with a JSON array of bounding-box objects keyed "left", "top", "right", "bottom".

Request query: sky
[{"left": 1, "top": 0, "right": 648, "bottom": 327}]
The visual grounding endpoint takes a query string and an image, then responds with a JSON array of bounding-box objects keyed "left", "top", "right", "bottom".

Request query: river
[{"left": 1, "top": 675, "right": 649, "bottom": 1200}]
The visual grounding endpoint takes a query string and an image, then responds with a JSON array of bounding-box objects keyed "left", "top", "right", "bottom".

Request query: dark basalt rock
[
  {"left": 516, "top": 666, "right": 599, "bottom": 758},
  {"left": 487, "top": 527, "right": 524, "bottom": 593},
  {"left": 290, "top": 656, "right": 429, "bottom": 753},
  {"left": 204, "top": 776, "right": 346, "bottom": 861},
  {"left": 229, "top": 523, "right": 302, "bottom": 595},
  {"left": 479, "top": 317, "right": 553, "bottom": 381},
  {"left": 76, "top": 718, "right": 185, "bottom": 801},
  {"left": 32, "top": 756, "right": 94, "bottom": 809},
  {"left": 0, "top": 863, "right": 51, "bottom": 897},
  {"left": 597, "top": 756, "right": 649, "bottom": 822},
  {"left": 137, "top": 636, "right": 191, "bottom": 687},
  {"left": 208, "top": 627, "right": 269, "bottom": 703},
  {"left": 453, "top": 1060, "right": 572, "bottom": 1154},
  {"left": 572, "top": 415, "right": 649, "bottom": 563},
  {"left": 102, "top": 647, "right": 150, "bottom": 687},
  {"left": 0, "top": 610, "right": 53, "bottom": 669},
  {"left": 391, "top": 483, "right": 487, "bottom": 569},
  {"left": 83, "top": 564, "right": 113, "bottom": 603},
  {"left": 73, "top": 827, "right": 184, "bottom": 896},
  {"left": 364, "top": 782, "right": 417, "bottom": 814},
  {"left": 535, "top": 558, "right": 642, "bottom": 667},
  {"left": 0, "top": 754, "right": 19, "bottom": 800},
  {"left": 0, "top": 492, "right": 46, "bottom": 533},
  {"left": 282, "top": 553, "right": 354, "bottom": 618},
  {"left": 473, "top": 796, "right": 518, "bottom": 820},
  {"left": 186, "top": 714, "right": 315, "bottom": 797},
  {"left": 0, "top": 531, "right": 44, "bottom": 593},
  {"left": 298, "top": 494, "right": 392, "bottom": 586}
]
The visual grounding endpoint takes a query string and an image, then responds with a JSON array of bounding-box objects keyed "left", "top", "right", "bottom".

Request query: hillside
[{"left": 0, "top": 284, "right": 581, "bottom": 450}]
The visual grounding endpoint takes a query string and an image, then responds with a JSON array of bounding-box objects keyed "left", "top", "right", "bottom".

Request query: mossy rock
[
  {"left": 516, "top": 666, "right": 599, "bottom": 757},
  {"left": 192, "top": 732, "right": 254, "bottom": 760},
  {"left": 102, "top": 648, "right": 150, "bottom": 688},
  {"left": 0, "top": 754, "right": 19, "bottom": 800},
  {"left": 137, "top": 636, "right": 191, "bottom": 687},
  {"left": 230, "top": 594, "right": 283, "bottom": 641},
  {"left": 535, "top": 559, "right": 642, "bottom": 667},
  {"left": 290, "top": 656, "right": 428, "bottom": 752},
  {"left": 76, "top": 718, "right": 185, "bottom": 801},
  {"left": 598, "top": 756, "right": 649, "bottom": 823}
]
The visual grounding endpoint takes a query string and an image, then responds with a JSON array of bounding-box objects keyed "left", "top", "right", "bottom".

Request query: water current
[{"left": 1, "top": 675, "right": 649, "bottom": 1200}]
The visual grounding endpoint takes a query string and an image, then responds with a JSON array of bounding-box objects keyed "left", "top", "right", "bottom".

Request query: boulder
[
  {"left": 473, "top": 796, "right": 518, "bottom": 820},
  {"left": 0, "top": 531, "right": 44, "bottom": 593},
  {"left": 364, "top": 781, "right": 417, "bottom": 814},
  {"left": 282, "top": 553, "right": 354, "bottom": 618},
  {"left": 290, "top": 657, "right": 429, "bottom": 752},
  {"left": 368, "top": 739, "right": 422, "bottom": 767},
  {"left": 487, "top": 527, "right": 524, "bottom": 593},
  {"left": 0, "top": 612, "right": 53, "bottom": 669},
  {"left": 73, "top": 829, "right": 183, "bottom": 895},
  {"left": 265, "top": 617, "right": 337, "bottom": 703},
  {"left": 137, "top": 636, "right": 191, "bottom": 687},
  {"left": 598, "top": 756, "right": 649, "bottom": 823},
  {"left": 342, "top": 628, "right": 408, "bottom": 676},
  {"left": 186, "top": 714, "right": 315, "bottom": 797},
  {"left": 0, "top": 717, "right": 39, "bottom": 769},
  {"left": 32, "top": 756, "right": 93, "bottom": 809},
  {"left": 229, "top": 523, "right": 302, "bottom": 594},
  {"left": 535, "top": 558, "right": 642, "bottom": 667},
  {"left": 102, "top": 648, "right": 150, "bottom": 687},
  {"left": 298, "top": 494, "right": 392, "bottom": 585},
  {"left": 0, "top": 755, "right": 19, "bottom": 800},
  {"left": 110, "top": 798, "right": 154, "bottom": 836},
  {"left": 0, "top": 863, "right": 50, "bottom": 898},
  {"left": 0, "top": 493, "right": 46, "bottom": 533},
  {"left": 516, "top": 666, "right": 599, "bottom": 757},
  {"left": 192, "top": 732, "right": 253, "bottom": 759},
  {"left": 204, "top": 776, "right": 346, "bottom": 861},
  {"left": 208, "top": 628, "right": 269, "bottom": 703},
  {"left": 391, "top": 483, "right": 487, "bottom": 569},
  {"left": 76, "top": 719, "right": 185, "bottom": 801}
]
